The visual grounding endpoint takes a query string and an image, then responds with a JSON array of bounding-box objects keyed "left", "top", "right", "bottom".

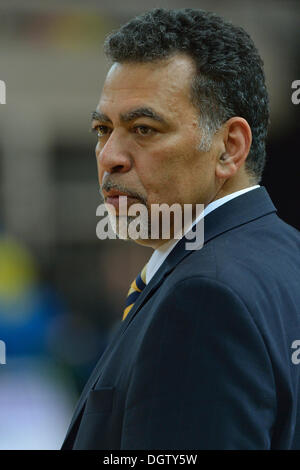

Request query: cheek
[
  {"left": 139, "top": 163, "right": 186, "bottom": 207},
  {"left": 133, "top": 133, "right": 204, "bottom": 202},
  {"left": 137, "top": 149, "right": 179, "bottom": 190}
]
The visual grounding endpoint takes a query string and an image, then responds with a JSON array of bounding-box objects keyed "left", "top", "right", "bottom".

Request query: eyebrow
[{"left": 91, "top": 107, "right": 167, "bottom": 125}]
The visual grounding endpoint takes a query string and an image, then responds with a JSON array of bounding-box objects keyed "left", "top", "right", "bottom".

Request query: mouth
[
  {"left": 104, "top": 190, "right": 142, "bottom": 212},
  {"left": 104, "top": 189, "right": 130, "bottom": 198}
]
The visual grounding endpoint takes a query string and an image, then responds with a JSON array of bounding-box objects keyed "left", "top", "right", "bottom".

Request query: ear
[{"left": 215, "top": 117, "right": 252, "bottom": 179}]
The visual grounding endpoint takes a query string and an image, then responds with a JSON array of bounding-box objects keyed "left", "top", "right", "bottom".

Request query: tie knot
[{"left": 122, "top": 263, "right": 147, "bottom": 321}]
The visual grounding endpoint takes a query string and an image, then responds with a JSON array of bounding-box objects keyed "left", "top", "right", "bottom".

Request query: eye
[
  {"left": 92, "top": 125, "right": 111, "bottom": 138},
  {"left": 134, "top": 125, "right": 155, "bottom": 136}
]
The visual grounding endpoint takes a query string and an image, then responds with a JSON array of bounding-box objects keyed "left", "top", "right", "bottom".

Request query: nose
[{"left": 96, "top": 130, "right": 132, "bottom": 175}]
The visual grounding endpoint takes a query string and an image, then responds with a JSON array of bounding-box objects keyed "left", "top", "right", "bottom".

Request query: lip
[
  {"left": 103, "top": 189, "right": 131, "bottom": 198},
  {"left": 105, "top": 194, "right": 141, "bottom": 212}
]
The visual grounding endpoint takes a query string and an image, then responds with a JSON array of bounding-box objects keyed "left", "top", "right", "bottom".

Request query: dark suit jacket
[{"left": 61, "top": 186, "right": 300, "bottom": 450}]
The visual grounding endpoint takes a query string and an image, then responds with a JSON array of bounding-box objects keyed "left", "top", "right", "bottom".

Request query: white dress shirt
[{"left": 146, "top": 185, "right": 260, "bottom": 284}]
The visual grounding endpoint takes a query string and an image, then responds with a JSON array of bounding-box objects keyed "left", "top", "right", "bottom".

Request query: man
[{"left": 61, "top": 8, "right": 300, "bottom": 449}]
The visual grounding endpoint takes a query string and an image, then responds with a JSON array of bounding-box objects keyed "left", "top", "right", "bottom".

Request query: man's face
[{"left": 93, "top": 54, "right": 218, "bottom": 246}]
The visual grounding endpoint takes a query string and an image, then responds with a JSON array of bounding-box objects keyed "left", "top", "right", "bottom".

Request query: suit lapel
[{"left": 62, "top": 186, "right": 277, "bottom": 448}]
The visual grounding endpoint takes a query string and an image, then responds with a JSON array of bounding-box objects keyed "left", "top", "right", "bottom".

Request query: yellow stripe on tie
[{"left": 122, "top": 263, "right": 148, "bottom": 321}]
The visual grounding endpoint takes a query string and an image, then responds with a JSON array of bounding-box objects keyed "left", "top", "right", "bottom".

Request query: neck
[{"left": 209, "top": 171, "right": 257, "bottom": 207}]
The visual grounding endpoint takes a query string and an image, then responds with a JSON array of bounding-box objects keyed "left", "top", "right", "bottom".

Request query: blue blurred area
[
  {"left": 0, "top": 236, "right": 64, "bottom": 358},
  {"left": 0, "top": 285, "right": 63, "bottom": 356},
  {"left": 0, "top": 234, "right": 110, "bottom": 449}
]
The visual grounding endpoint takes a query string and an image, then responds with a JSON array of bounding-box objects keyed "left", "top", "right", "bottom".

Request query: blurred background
[{"left": 0, "top": 0, "right": 299, "bottom": 449}]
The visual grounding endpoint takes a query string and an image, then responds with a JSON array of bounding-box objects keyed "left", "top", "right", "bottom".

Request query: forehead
[{"left": 98, "top": 54, "right": 196, "bottom": 116}]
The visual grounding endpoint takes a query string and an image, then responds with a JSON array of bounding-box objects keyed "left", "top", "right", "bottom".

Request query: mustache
[{"left": 101, "top": 179, "right": 147, "bottom": 205}]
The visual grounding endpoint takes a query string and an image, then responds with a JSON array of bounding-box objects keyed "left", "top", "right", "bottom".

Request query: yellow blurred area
[
  {"left": 0, "top": 237, "right": 37, "bottom": 301},
  {"left": 48, "top": 13, "right": 114, "bottom": 50}
]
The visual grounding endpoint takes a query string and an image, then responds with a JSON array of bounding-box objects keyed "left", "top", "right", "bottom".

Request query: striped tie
[{"left": 122, "top": 263, "right": 147, "bottom": 321}]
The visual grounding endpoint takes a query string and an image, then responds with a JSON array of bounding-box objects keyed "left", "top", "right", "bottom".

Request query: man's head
[{"left": 93, "top": 8, "right": 270, "bottom": 247}]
